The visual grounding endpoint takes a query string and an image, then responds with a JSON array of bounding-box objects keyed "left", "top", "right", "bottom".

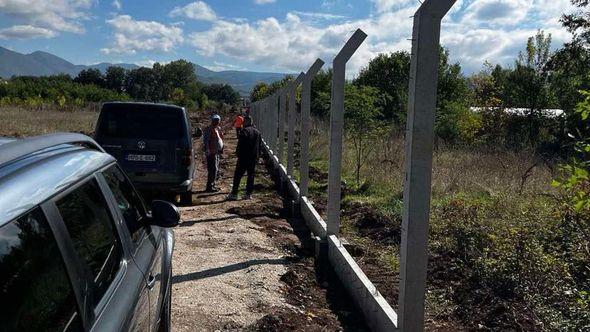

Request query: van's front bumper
[{"left": 132, "top": 179, "right": 193, "bottom": 193}]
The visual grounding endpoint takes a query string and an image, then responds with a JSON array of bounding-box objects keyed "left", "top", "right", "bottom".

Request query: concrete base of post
[{"left": 314, "top": 236, "right": 329, "bottom": 262}]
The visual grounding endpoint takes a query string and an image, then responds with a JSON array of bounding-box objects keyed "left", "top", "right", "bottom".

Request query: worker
[
  {"left": 233, "top": 112, "right": 245, "bottom": 137},
  {"left": 227, "top": 116, "right": 261, "bottom": 200},
  {"left": 202, "top": 114, "right": 224, "bottom": 192}
]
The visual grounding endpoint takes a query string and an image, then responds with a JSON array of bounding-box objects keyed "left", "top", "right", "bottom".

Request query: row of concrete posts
[{"left": 250, "top": 0, "right": 456, "bottom": 330}]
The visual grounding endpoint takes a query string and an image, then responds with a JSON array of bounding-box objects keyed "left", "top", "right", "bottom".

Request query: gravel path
[{"left": 170, "top": 127, "right": 291, "bottom": 331}]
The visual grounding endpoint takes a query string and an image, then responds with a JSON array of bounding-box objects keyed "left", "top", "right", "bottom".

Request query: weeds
[{"left": 305, "top": 117, "right": 589, "bottom": 330}]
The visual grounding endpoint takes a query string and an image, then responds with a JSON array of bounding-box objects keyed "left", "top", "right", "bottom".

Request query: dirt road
[{"left": 170, "top": 115, "right": 367, "bottom": 331}]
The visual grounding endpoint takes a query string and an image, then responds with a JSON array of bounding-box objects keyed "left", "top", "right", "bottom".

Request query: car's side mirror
[
  {"left": 150, "top": 200, "right": 180, "bottom": 227},
  {"left": 193, "top": 127, "right": 202, "bottom": 138}
]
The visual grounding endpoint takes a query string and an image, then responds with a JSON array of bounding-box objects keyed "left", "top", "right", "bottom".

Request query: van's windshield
[{"left": 98, "top": 108, "right": 184, "bottom": 140}]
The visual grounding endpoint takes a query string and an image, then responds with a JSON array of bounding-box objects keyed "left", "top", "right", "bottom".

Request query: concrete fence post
[
  {"left": 399, "top": 1, "right": 455, "bottom": 331},
  {"left": 270, "top": 94, "right": 278, "bottom": 153},
  {"left": 300, "top": 58, "right": 325, "bottom": 197},
  {"left": 277, "top": 89, "right": 286, "bottom": 164},
  {"left": 287, "top": 73, "right": 305, "bottom": 177},
  {"left": 326, "top": 29, "right": 367, "bottom": 236}
]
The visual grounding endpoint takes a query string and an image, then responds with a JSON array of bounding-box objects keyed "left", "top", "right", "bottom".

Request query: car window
[
  {"left": 56, "top": 179, "right": 122, "bottom": 308},
  {"left": 102, "top": 166, "right": 148, "bottom": 244},
  {"left": 0, "top": 208, "right": 83, "bottom": 332},
  {"left": 98, "top": 109, "right": 184, "bottom": 140}
]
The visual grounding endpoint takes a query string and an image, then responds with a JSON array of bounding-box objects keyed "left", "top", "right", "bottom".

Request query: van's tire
[
  {"left": 179, "top": 191, "right": 192, "bottom": 205},
  {"left": 158, "top": 284, "right": 172, "bottom": 332}
]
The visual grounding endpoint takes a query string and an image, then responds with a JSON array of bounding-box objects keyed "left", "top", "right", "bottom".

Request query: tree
[
  {"left": 202, "top": 84, "right": 240, "bottom": 105},
  {"left": 125, "top": 67, "right": 157, "bottom": 101},
  {"left": 343, "top": 84, "right": 384, "bottom": 185},
  {"left": 435, "top": 47, "right": 473, "bottom": 142},
  {"left": 505, "top": 31, "right": 557, "bottom": 145},
  {"left": 250, "top": 75, "right": 294, "bottom": 102},
  {"left": 311, "top": 69, "right": 332, "bottom": 118},
  {"left": 469, "top": 62, "right": 502, "bottom": 107},
  {"left": 74, "top": 69, "right": 105, "bottom": 87},
  {"left": 355, "top": 51, "right": 410, "bottom": 123},
  {"left": 250, "top": 82, "right": 270, "bottom": 102},
  {"left": 105, "top": 66, "right": 126, "bottom": 93},
  {"left": 561, "top": 0, "right": 590, "bottom": 48}
]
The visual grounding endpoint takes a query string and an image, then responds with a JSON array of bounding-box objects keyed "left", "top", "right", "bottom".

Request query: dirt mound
[
  {"left": 226, "top": 201, "right": 283, "bottom": 220},
  {"left": 345, "top": 202, "right": 401, "bottom": 245}
]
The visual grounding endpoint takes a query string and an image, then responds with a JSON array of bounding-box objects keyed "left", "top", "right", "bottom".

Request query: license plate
[{"left": 126, "top": 154, "right": 156, "bottom": 162}]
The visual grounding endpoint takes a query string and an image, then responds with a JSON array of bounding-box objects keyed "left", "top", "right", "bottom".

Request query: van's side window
[
  {"left": 103, "top": 166, "right": 148, "bottom": 244},
  {"left": 57, "top": 179, "right": 122, "bottom": 307},
  {"left": 0, "top": 208, "right": 83, "bottom": 331}
]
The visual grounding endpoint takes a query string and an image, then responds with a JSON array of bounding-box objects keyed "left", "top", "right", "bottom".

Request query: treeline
[
  {"left": 0, "top": 59, "right": 241, "bottom": 110},
  {"left": 251, "top": 14, "right": 590, "bottom": 155}
]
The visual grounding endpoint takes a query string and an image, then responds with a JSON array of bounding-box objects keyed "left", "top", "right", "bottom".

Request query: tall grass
[
  {"left": 0, "top": 106, "right": 99, "bottom": 137},
  {"left": 306, "top": 117, "right": 589, "bottom": 330}
]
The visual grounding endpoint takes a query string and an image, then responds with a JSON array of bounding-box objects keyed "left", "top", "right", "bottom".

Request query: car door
[
  {"left": 0, "top": 207, "right": 83, "bottom": 332},
  {"left": 48, "top": 176, "right": 151, "bottom": 331},
  {"left": 100, "top": 165, "right": 165, "bottom": 330}
]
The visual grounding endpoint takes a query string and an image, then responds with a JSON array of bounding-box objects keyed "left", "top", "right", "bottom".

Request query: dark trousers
[
  {"left": 206, "top": 154, "right": 219, "bottom": 190},
  {"left": 231, "top": 160, "right": 256, "bottom": 195}
]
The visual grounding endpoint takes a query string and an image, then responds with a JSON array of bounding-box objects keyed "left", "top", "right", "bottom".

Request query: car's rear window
[{"left": 98, "top": 108, "right": 185, "bottom": 140}]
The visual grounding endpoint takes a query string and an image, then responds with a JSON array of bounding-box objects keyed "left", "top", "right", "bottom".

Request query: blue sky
[{"left": 0, "top": 0, "right": 577, "bottom": 75}]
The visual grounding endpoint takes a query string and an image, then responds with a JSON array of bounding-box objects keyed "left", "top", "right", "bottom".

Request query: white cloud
[
  {"left": 462, "top": 0, "right": 531, "bottom": 26},
  {"left": 0, "top": 0, "right": 92, "bottom": 35},
  {"left": 112, "top": 0, "right": 121, "bottom": 10},
  {"left": 290, "top": 11, "right": 347, "bottom": 21},
  {"left": 0, "top": 25, "right": 57, "bottom": 39},
  {"left": 205, "top": 61, "right": 246, "bottom": 71},
  {"left": 370, "top": 0, "right": 413, "bottom": 13},
  {"left": 254, "top": 0, "right": 276, "bottom": 4},
  {"left": 169, "top": 1, "right": 217, "bottom": 21},
  {"left": 185, "top": 0, "right": 575, "bottom": 76},
  {"left": 101, "top": 15, "right": 184, "bottom": 55}
]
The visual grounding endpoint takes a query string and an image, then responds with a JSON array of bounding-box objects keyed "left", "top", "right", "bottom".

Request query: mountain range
[{"left": 0, "top": 46, "right": 286, "bottom": 94}]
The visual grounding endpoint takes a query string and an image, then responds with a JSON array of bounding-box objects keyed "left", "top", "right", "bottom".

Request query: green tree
[
  {"left": 311, "top": 69, "right": 332, "bottom": 118},
  {"left": 355, "top": 51, "right": 410, "bottom": 123},
  {"left": 435, "top": 48, "right": 473, "bottom": 142},
  {"left": 74, "top": 68, "right": 105, "bottom": 87},
  {"left": 344, "top": 84, "right": 384, "bottom": 185},
  {"left": 125, "top": 67, "right": 157, "bottom": 101},
  {"left": 202, "top": 84, "right": 240, "bottom": 105},
  {"left": 105, "top": 66, "right": 127, "bottom": 93},
  {"left": 561, "top": 0, "right": 590, "bottom": 48},
  {"left": 250, "top": 82, "right": 270, "bottom": 102}
]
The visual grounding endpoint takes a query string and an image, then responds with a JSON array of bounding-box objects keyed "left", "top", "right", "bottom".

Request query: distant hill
[
  {"left": 194, "top": 64, "right": 287, "bottom": 95},
  {"left": 0, "top": 46, "right": 287, "bottom": 94}
]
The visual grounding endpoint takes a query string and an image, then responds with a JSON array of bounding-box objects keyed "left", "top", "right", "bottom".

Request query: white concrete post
[
  {"left": 326, "top": 29, "right": 367, "bottom": 236},
  {"left": 263, "top": 98, "right": 268, "bottom": 140},
  {"left": 287, "top": 73, "right": 305, "bottom": 177},
  {"left": 272, "top": 93, "right": 279, "bottom": 153},
  {"left": 399, "top": 1, "right": 455, "bottom": 331},
  {"left": 277, "top": 89, "right": 286, "bottom": 164},
  {"left": 300, "top": 59, "right": 325, "bottom": 197}
]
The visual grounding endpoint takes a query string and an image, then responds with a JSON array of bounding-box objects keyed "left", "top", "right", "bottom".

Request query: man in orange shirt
[{"left": 233, "top": 112, "right": 244, "bottom": 137}]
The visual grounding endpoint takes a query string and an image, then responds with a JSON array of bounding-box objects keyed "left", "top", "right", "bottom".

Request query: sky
[{"left": 0, "top": 0, "right": 578, "bottom": 76}]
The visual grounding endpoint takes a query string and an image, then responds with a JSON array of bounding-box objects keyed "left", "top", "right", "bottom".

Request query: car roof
[
  {"left": 0, "top": 134, "right": 115, "bottom": 226},
  {"left": 102, "top": 101, "right": 185, "bottom": 112},
  {"left": 0, "top": 137, "right": 15, "bottom": 146}
]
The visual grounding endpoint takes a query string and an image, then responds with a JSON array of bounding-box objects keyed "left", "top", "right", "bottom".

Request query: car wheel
[
  {"left": 179, "top": 191, "right": 192, "bottom": 205},
  {"left": 158, "top": 284, "right": 172, "bottom": 332}
]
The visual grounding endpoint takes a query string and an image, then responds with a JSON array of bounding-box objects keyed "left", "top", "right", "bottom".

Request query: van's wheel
[
  {"left": 179, "top": 191, "right": 192, "bottom": 205},
  {"left": 158, "top": 284, "right": 172, "bottom": 332}
]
